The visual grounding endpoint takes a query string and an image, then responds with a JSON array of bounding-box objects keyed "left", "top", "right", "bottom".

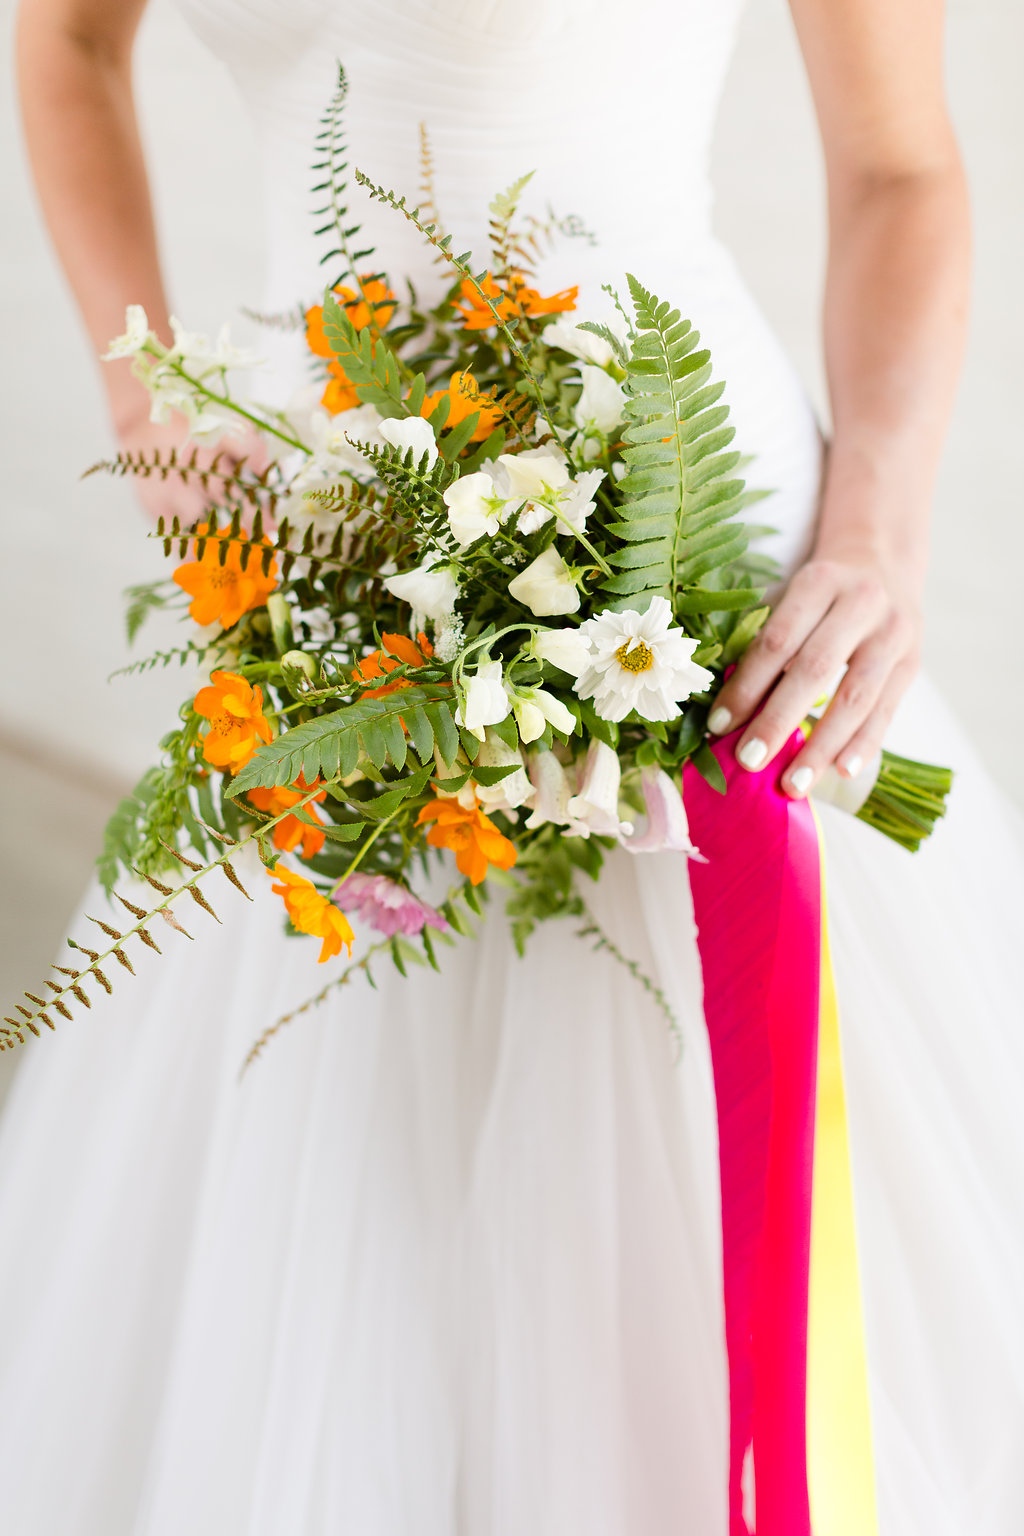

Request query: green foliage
[
  {"left": 321, "top": 293, "right": 409, "bottom": 412},
  {"left": 604, "top": 275, "right": 765, "bottom": 632},
  {"left": 123, "top": 581, "right": 175, "bottom": 643},
  {"left": 228, "top": 684, "right": 459, "bottom": 793},
  {"left": 311, "top": 64, "right": 378, "bottom": 292}
]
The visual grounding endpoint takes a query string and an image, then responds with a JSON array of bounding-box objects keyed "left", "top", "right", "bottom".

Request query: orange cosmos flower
[
  {"left": 353, "top": 631, "right": 434, "bottom": 701},
  {"left": 416, "top": 794, "right": 517, "bottom": 886},
  {"left": 270, "top": 864, "right": 354, "bottom": 963},
  {"left": 173, "top": 523, "right": 279, "bottom": 629},
  {"left": 305, "top": 277, "right": 396, "bottom": 415},
  {"left": 247, "top": 773, "right": 328, "bottom": 859},
  {"left": 194, "top": 670, "right": 273, "bottom": 774},
  {"left": 455, "top": 271, "right": 577, "bottom": 331},
  {"left": 420, "top": 369, "right": 504, "bottom": 443},
  {"left": 321, "top": 362, "right": 361, "bottom": 415}
]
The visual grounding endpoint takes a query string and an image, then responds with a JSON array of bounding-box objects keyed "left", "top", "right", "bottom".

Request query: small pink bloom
[
  {"left": 332, "top": 872, "right": 449, "bottom": 938},
  {"left": 624, "top": 766, "right": 705, "bottom": 859}
]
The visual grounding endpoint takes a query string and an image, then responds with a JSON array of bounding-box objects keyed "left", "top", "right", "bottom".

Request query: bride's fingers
[
  {"left": 779, "top": 629, "right": 901, "bottom": 794},
  {"left": 707, "top": 567, "right": 835, "bottom": 733},
  {"left": 731, "top": 593, "right": 881, "bottom": 773}
]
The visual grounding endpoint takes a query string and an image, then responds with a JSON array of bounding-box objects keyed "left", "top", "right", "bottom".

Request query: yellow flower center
[{"left": 615, "top": 639, "right": 654, "bottom": 674}]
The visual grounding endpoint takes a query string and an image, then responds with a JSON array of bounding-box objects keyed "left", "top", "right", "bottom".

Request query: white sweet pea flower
[
  {"left": 497, "top": 449, "right": 604, "bottom": 535},
  {"left": 384, "top": 558, "right": 459, "bottom": 623},
  {"left": 474, "top": 733, "right": 533, "bottom": 816},
  {"left": 533, "top": 626, "right": 590, "bottom": 677},
  {"left": 442, "top": 467, "right": 510, "bottom": 548},
  {"left": 574, "top": 364, "right": 627, "bottom": 435},
  {"left": 379, "top": 415, "right": 439, "bottom": 468},
  {"left": 574, "top": 596, "right": 715, "bottom": 723},
  {"left": 565, "top": 739, "right": 634, "bottom": 840},
  {"left": 455, "top": 659, "right": 512, "bottom": 741},
  {"left": 104, "top": 305, "right": 152, "bottom": 360},
  {"left": 512, "top": 686, "right": 577, "bottom": 744},
  {"left": 524, "top": 750, "right": 575, "bottom": 829},
  {"left": 623, "top": 767, "right": 705, "bottom": 859},
  {"left": 544, "top": 309, "right": 630, "bottom": 367},
  {"left": 507, "top": 546, "right": 581, "bottom": 617}
]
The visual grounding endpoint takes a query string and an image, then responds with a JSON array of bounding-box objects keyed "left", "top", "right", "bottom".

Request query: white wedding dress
[{"left": 2, "top": 3, "right": 1023, "bottom": 1532}]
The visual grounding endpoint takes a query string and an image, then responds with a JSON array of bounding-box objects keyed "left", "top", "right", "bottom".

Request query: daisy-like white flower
[
  {"left": 507, "top": 546, "right": 580, "bottom": 616},
  {"left": 442, "top": 466, "right": 510, "bottom": 547},
  {"left": 379, "top": 414, "right": 439, "bottom": 468},
  {"left": 455, "top": 659, "right": 512, "bottom": 740},
  {"left": 574, "top": 596, "right": 715, "bottom": 723}
]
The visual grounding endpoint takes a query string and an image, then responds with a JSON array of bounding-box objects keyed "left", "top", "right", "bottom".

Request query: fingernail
[
  {"left": 840, "top": 754, "right": 863, "bottom": 779},
  {"left": 737, "top": 737, "right": 768, "bottom": 771},
  {"left": 788, "top": 765, "right": 814, "bottom": 798},
  {"left": 708, "top": 706, "right": 733, "bottom": 735}
]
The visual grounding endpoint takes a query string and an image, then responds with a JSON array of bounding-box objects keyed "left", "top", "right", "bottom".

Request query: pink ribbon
[{"left": 683, "top": 731, "right": 822, "bottom": 1535}]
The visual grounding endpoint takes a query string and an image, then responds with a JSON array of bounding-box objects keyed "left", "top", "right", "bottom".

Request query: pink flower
[
  {"left": 332, "top": 872, "right": 449, "bottom": 938},
  {"left": 624, "top": 766, "right": 705, "bottom": 860}
]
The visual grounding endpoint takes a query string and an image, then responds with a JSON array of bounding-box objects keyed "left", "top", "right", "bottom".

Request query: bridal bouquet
[{"left": 4, "top": 71, "right": 951, "bottom": 1054}]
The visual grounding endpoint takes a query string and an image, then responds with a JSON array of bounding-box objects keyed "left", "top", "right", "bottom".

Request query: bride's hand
[
  {"left": 706, "top": 552, "right": 922, "bottom": 798},
  {"left": 114, "top": 410, "right": 270, "bottom": 526}
]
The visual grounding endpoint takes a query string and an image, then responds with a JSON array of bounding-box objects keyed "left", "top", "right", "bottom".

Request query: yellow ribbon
[{"left": 807, "top": 816, "right": 880, "bottom": 1535}]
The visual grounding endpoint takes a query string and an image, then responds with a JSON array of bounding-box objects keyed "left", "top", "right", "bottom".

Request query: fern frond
[
  {"left": 487, "top": 172, "right": 535, "bottom": 281},
  {"left": 417, "top": 122, "right": 448, "bottom": 255},
  {"left": 239, "top": 302, "right": 308, "bottom": 332},
  {"left": 321, "top": 292, "right": 409, "bottom": 410},
  {"left": 603, "top": 274, "right": 765, "bottom": 629},
  {"left": 108, "top": 642, "right": 207, "bottom": 681},
  {"left": 85, "top": 445, "right": 279, "bottom": 510},
  {"left": 311, "top": 64, "right": 382, "bottom": 306},
  {"left": 228, "top": 683, "right": 459, "bottom": 792}
]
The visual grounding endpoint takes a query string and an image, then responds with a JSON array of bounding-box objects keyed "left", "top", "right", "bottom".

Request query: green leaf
[
  {"left": 227, "top": 686, "right": 456, "bottom": 795},
  {"left": 722, "top": 605, "right": 770, "bottom": 665},
  {"left": 692, "top": 742, "right": 728, "bottom": 795},
  {"left": 321, "top": 293, "right": 406, "bottom": 411}
]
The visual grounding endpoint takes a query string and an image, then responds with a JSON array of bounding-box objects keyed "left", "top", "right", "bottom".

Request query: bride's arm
[
  {"left": 17, "top": 0, "right": 257, "bottom": 516},
  {"left": 708, "top": 0, "right": 970, "bottom": 796},
  {"left": 17, "top": 0, "right": 169, "bottom": 438}
]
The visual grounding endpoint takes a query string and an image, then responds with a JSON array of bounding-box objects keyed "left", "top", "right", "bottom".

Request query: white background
[{"left": 1, "top": 0, "right": 1022, "bottom": 1026}]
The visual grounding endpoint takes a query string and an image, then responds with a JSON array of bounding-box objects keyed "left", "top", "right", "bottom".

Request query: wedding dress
[{"left": 1, "top": 3, "right": 1023, "bottom": 1532}]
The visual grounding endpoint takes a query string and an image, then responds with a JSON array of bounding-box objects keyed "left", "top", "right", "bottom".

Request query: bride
[{"left": 6, "top": 0, "right": 1023, "bottom": 1531}]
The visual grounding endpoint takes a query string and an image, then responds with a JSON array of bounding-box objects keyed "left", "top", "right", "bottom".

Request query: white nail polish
[
  {"left": 737, "top": 737, "right": 768, "bottom": 771},
  {"left": 840, "top": 754, "right": 863, "bottom": 779},
  {"left": 789, "top": 766, "right": 814, "bottom": 797},
  {"left": 707, "top": 706, "right": 733, "bottom": 735}
]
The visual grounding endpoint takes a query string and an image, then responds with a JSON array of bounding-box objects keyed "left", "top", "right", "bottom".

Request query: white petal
[{"left": 380, "top": 415, "right": 439, "bottom": 467}]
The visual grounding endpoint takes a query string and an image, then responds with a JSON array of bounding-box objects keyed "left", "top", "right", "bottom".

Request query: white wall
[{"left": 1, "top": 0, "right": 1021, "bottom": 809}]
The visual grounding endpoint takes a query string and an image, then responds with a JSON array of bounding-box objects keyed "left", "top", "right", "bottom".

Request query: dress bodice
[{"left": 173, "top": 0, "right": 824, "bottom": 575}]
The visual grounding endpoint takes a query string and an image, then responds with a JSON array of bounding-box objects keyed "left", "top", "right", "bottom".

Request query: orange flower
[
  {"left": 353, "top": 631, "right": 434, "bottom": 701},
  {"left": 247, "top": 773, "right": 328, "bottom": 859},
  {"left": 416, "top": 794, "right": 517, "bottom": 886},
  {"left": 194, "top": 670, "right": 273, "bottom": 774},
  {"left": 321, "top": 362, "right": 360, "bottom": 415},
  {"left": 420, "top": 369, "right": 504, "bottom": 443},
  {"left": 305, "top": 277, "right": 396, "bottom": 354},
  {"left": 173, "top": 523, "right": 279, "bottom": 629},
  {"left": 270, "top": 864, "right": 354, "bottom": 963},
  {"left": 455, "top": 271, "right": 577, "bottom": 331}
]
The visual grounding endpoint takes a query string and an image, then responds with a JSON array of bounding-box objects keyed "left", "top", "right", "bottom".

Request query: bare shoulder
[{"left": 787, "top": 0, "right": 958, "bottom": 178}]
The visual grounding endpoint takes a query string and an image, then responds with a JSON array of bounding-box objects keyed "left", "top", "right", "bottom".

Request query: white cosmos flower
[
  {"left": 168, "top": 316, "right": 262, "bottom": 376},
  {"left": 507, "top": 546, "right": 581, "bottom": 617},
  {"left": 533, "top": 626, "right": 589, "bottom": 677},
  {"left": 383, "top": 558, "right": 459, "bottom": 623},
  {"left": 379, "top": 415, "right": 439, "bottom": 468},
  {"left": 104, "top": 305, "right": 152, "bottom": 360},
  {"left": 524, "top": 750, "right": 575, "bottom": 829},
  {"left": 454, "top": 659, "right": 512, "bottom": 741},
  {"left": 512, "top": 687, "right": 577, "bottom": 744},
  {"left": 574, "top": 365, "right": 626, "bottom": 435},
  {"left": 574, "top": 596, "right": 715, "bottom": 723},
  {"left": 442, "top": 466, "right": 510, "bottom": 548},
  {"left": 623, "top": 767, "right": 705, "bottom": 859},
  {"left": 565, "top": 739, "right": 634, "bottom": 840},
  {"left": 473, "top": 733, "right": 533, "bottom": 816},
  {"left": 544, "top": 309, "right": 630, "bottom": 367}
]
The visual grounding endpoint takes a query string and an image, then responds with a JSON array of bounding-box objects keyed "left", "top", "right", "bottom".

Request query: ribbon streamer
[{"left": 683, "top": 734, "right": 878, "bottom": 1535}]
